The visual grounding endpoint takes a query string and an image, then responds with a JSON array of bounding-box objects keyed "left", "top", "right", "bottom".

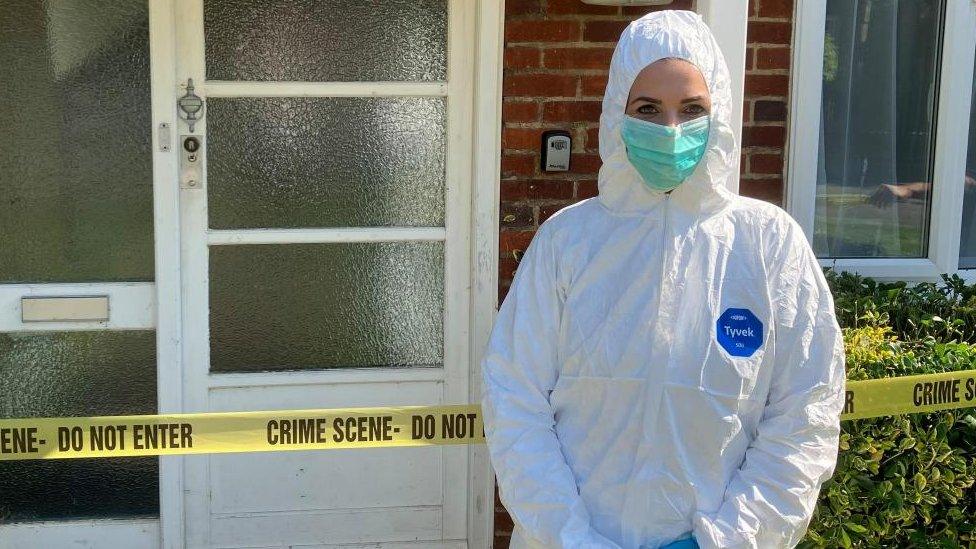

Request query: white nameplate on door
[{"left": 21, "top": 296, "right": 110, "bottom": 322}]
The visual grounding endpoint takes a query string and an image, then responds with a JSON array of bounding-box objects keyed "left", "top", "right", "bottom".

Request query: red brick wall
[
  {"left": 741, "top": 0, "right": 793, "bottom": 204},
  {"left": 492, "top": 1, "right": 794, "bottom": 546}
]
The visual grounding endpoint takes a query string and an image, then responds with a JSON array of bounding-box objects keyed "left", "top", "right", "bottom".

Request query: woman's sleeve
[
  {"left": 692, "top": 215, "right": 847, "bottom": 549},
  {"left": 480, "top": 222, "right": 621, "bottom": 548}
]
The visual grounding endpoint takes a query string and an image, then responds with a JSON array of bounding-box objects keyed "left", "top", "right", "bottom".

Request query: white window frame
[{"left": 786, "top": 0, "right": 976, "bottom": 282}]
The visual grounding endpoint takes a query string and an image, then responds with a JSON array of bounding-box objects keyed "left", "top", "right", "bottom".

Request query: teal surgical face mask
[{"left": 620, "top": 113, "right": 710, "bottom": 192}]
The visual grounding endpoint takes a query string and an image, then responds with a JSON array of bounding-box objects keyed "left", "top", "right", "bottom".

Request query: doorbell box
[{"left": 541, "top": 130, "right": 571, "bottom": 172}]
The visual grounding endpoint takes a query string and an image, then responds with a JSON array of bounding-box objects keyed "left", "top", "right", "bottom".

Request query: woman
[{"left": 481, "top": 10, "right": 846, "bottom": 549}]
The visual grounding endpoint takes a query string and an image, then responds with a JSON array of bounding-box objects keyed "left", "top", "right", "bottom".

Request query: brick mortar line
[
  {"left": 506, "top": 16, "right": 669, "bottom": 23},
  {"left": 499, "top": 179, "right": 598, "bottom": 184},
  {"left": 505, "top": 41, "right": 621, "bottom": 47},
  {"left": 503, "top": 122, "right": 601, "bottom": 127},
  {"left": 747, "top": 41, "right": 794, "bottom": 47},
  {"left": 749, "top": 16, "right": 793, "bottom": 23},
  {"left": 504, "top": 67, "right": 610, "bottom": 73}
]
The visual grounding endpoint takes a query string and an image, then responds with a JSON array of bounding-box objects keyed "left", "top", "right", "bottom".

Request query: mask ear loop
[
  {"left": 664, "top": 57, "right": 717, "bottom": 205},
  {"left": 681, "top": 56, "right": 716, "bottom": 150},
  {"left": 677, "top": 57, "right": 718, "bottom": 167}
]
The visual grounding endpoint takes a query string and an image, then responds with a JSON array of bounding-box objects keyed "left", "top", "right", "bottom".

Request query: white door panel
[{"left": 171, "top": 0, "right": 475, "bottom": 546}]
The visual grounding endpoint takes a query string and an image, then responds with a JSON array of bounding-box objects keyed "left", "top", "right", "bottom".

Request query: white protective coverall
[{"left": 480, "top": 10, "right": 847, "bottom": 549}]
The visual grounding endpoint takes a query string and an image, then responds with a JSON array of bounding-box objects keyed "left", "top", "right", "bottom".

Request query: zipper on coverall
[
  {"left": 659, "top": 191, "right": 672, "bottom": 325},
  {"left": 656, "top": 192, "right": 675, "bottom": 381}
]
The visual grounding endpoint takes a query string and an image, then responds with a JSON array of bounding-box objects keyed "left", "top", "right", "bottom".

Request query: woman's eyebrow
[
  {"left": 681, "top": 95, "right": 706, "bottom": 103},
  {"left": 629, "top": 96, "right": 660, "bottom": 105}
]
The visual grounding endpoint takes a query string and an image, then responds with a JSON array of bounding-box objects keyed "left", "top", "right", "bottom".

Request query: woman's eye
[
  {"left": 636, "top": 104, "right": 659, "bottom": 115},
  {"left": 683, "top": 104, "right": 706, "bottom": 115}
]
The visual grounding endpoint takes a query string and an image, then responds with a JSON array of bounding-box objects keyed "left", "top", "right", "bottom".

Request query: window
[{"left": 788, "top": 0, "right": 976, "bottom": 280}]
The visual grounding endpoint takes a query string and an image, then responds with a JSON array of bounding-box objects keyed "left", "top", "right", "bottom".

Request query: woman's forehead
[
  {"left": 629, "top": 58, "right": 709, "bottom": 96},
  {"left": 636, "top": 57, "right": 704, "bottom": 78}
]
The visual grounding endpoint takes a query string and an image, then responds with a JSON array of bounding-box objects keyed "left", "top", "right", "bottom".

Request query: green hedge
[{"left": 801, "top": 272, "right": 976, "bottom": 549}]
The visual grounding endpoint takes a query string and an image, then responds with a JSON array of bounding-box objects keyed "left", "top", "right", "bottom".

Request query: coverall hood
[
  {"left": 481, "top": 8, "right": 846, "bottom": 549},
  {"left": 598, "top": 10, "right": 737, "bottom": 216}
]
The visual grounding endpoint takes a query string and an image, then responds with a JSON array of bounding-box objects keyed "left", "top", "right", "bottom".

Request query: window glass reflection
[
  {"left": 960, "top": 50, "right": 976, "bottom": 269},
  {"left": 814, "top": 0, "right": 944, "bottom": 258}
]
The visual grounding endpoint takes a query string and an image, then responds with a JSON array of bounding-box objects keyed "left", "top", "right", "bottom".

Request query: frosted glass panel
[
  {"left": 0, "top": 331, "right": 158, "bottom": 522},
  {"left": 813, "top": 0, "right": 943, "bottom": 259},
  {"left": 0, "top": 0, "right": 154, "bottom": 283},
  {"left": 207, "top": 97, "right": 446, "bottom": 229},
  {"left": 204, "top": 0, "right": 447, "bottom": 82},
  {"left": 209, "top": 243, "right": 444, "bottom": 372}
]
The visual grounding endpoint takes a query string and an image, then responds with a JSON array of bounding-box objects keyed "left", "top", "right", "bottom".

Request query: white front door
[{"left": 167, "top": 1, "right": 479, "bottom": 547}]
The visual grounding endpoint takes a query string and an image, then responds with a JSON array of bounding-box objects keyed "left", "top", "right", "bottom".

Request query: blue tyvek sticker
[{"left": 716, "top": 308, "right": 763, "bottom": 357}]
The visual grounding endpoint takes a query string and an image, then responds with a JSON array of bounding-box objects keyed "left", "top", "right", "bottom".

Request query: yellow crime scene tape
[
  {"left": 1, "top": 370, "right": 975, "bottom": 460},
  {"left": 841, "top": 368, "right": 976, "bottom": 420},
  {"left": 0, "top": 405, "right": 483, "bottom": 461}
]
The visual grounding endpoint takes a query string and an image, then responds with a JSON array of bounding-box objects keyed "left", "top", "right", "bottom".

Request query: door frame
[
  {"left": 149, "top": 3, "right": 185, "bottom": 549},
  {"left": 468, "top": 2, "right": 506, "bottom": 547},
  {"left": 149, "top": 0, "right": 506, "bottom": 547}
]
